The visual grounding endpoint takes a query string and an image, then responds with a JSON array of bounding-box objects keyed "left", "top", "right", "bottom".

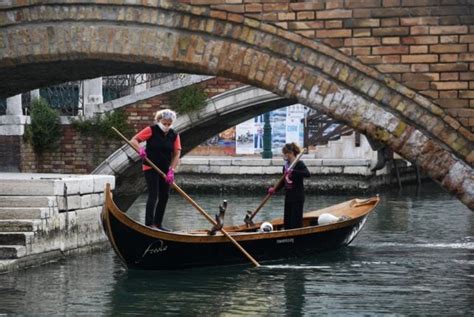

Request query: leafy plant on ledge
[
  {"left": 70, "top": 110, "right": 132, "bottom": 165},
  {"left": 24, "top": 97, "right": 61, "bottom": 157},
  {"left": 70, "top": 110, "right": 132, "bottom": 140},
  {"left": 169, "top": 84, "right": 208, "bottom": 114}
]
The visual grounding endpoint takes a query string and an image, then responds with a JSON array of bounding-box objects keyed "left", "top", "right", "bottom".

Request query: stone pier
[{"left": 0, "top": 173, "right": 114, "bottom": 274}]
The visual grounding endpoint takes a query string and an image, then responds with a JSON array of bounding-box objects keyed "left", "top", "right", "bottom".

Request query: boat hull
[{"left": 101, "top": 186, "right": 376, "bottom": 270}]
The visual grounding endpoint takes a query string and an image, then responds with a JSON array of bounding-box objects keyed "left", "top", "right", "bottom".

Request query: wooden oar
[
  {"left": 112, "top": 127, "right": 260, "bottom": 268},
  {"left": 244, "top": 150, "right": 305, "bottom": 227}
]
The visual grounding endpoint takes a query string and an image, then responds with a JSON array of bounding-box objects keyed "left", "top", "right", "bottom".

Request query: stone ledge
[{"left": 0, "top": 173, "right": 115, "bottom": 196}]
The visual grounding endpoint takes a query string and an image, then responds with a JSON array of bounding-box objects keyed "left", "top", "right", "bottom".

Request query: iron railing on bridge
[{"left": 11, "top": 73, "right": 187, "bottom": 116}]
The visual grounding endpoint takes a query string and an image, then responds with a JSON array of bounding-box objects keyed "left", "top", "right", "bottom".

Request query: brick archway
[{"left": 0, "top": 1, "right": 472, "bottom": 209}]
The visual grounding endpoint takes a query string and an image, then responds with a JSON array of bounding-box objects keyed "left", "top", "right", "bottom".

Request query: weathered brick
[
  {"left": 440, "top": 35, "right": 459, "bottom": 44},
  {"left": 376, "top": 64, "right": 411, "bottom": 73},
  {"left": 297, "top": 11, "right": 315, "bottom": 20},
  {"left": 263, "top": 3, "right": 288, "bottom": 11},
  {"left": 382, "top": 55, "right": 401, "bottom": 63},
  {"left": 460, "top": 90, "right": 474, "bottom": 98},
  {"left": 382, "top": 37, "right": 400, "bottom": 45},
  {"left": 430, "top": 63, "right": 469, "bottom": 72},
  {"left": 411, "top": 26, "right": 429, "bottom": 35},
  {"left": 401, "top": 17, "right": 439, "bottom": 26},
  {"left": 404, "top": 81, "right": 430, "bottom": 90},
  {"left": 353, "top": 28, "right": 371, "bottom": 37},
  {"left": 278, "top": 12, "right": 295, "bottom": 20},
  {"left": 345, "top": 0, "right": 382, "bottom": 8},
  {"left": 289, "top": 3, "right": 324, "bottom": 11},
  {"left": 430, "top": 44, "right": 467, "bottom": 53},
  {"left": 401, "top": 54, "right": 438, "bottom": 63},
  {"left": 344, "top": 37, "right": 381, "bottom": 46},
  {"left": 344, "top": 18, "right": 380, "bottom": 28},
  {"left": 325, "top": 20, "right": 342, "bottom": 29},
  {"left": 460, "top": 35, "right": 474, "bottom": 43},
  {"left": 440, "top": 72, "right": 459, "bottom": 81},
  {"left": 381, "top": 17, "right": 400, "bottom": 27},
  {"left": 402, "top": 36, "right": 438, "bottom": 45},
  {"left": 383, "top": 0, "right": 400, "bottom": 7},
  {"left": 431, "top": 81, "right": 468, "bottom": 90},
  {"left": 317, "top": 10, "right": 352, "bottom": 20},
  {"left": 245, "top": 4, "right": 262, "bottom": 13},
  {"left": 326, "top": 1, "right": 344, "bottom": 10},
  {"left": 410, "top": 45, "right": 428, "bottom": 54},
  {"left": 358, "top": 55, "right": 382, "bottom": 64},
  {"left": 430, "top": 25, "right": 468, "bottom": 35},
  {"left": 440, "top": 54, "right": 459, "bottom": 63},
  {"left": 460, "top": 72, "right": 474, "bottom": 80},
  {"left": 316, "top": 29, "right": 351, "bottom": 38},
  {"left": 460, "top": 53, "right": 474, "bottom": 62},
  {"left": 288, "top": 21, "right": 323, "bottom": 30},
  {"left": 373, "top": 27, "right": 409, "bottom": 36},
  {"left": 373, "top": 45, "right": 409, "bottom": 55}
]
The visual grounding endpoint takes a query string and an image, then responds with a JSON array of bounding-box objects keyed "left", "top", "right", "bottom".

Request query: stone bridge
[
  {"left": 94, "top": 86, "right": 293, "bottom": 207},
  {"left": 0, "top": 1, "right": 472, "bottom": 209}
]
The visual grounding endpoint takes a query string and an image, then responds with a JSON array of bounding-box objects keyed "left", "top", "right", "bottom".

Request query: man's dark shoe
[{"left": 158, "top": 226, "right": 171, "bottom": 232}]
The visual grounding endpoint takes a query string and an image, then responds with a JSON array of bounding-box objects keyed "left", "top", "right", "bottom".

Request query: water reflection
[{"left": 0, "top": 182, "right": 472, "bottom": 316}]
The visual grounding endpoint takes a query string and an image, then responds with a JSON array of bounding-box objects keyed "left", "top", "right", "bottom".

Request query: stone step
[
  {"left": 0, "top": 245, "right": 26, "bottom": 259},
  {"left": 0, "top": 196, "right": 57, "bottom": 208},
  {"left": 0, "top": 220, "right": 41, "bottom": 232},
  {"left": 0, "top": 232, "right": 34, "bottom": 245},
  {"left": 0, "top": 207, "right": 55, "bottom": 219}
]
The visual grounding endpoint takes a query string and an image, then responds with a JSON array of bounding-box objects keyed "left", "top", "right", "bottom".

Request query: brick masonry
[
  {"left": 0, "top": 1, "right": 472, "bottom": 209},
  {"left": 178, "top": 0, "right": 474, "bottom": 132}
]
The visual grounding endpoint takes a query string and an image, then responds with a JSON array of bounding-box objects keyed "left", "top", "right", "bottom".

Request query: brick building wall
[
  {"left": 179, "top": 0, "right": 474, "bottom": 132},
  {"left": 19, "top": 77, "right": 243, "bottom": 173}
]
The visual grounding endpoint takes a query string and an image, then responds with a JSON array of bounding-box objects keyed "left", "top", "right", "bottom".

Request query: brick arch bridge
[{"left": 0, "top": 1, "right": 472, "bottom": 209}]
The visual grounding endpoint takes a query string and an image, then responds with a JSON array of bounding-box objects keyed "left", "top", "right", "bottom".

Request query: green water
[{"left": 0, "top": 182, "right": 472, "bottom": 316}]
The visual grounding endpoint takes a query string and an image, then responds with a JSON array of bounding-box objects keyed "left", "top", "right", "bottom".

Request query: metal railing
[
  {"left": 303, "top": 110, "right": 353, "bottom": 147},
  {"left": 14, "top": 73, "right": 187, "bottom": 116}
]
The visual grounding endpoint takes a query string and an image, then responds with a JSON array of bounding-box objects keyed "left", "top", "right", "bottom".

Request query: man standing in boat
[
  {"left": 268, "top": 143, "right": 310, "bottom": 229},
  {"left": 131, "top": 109, "right": 181, "bottom": 231}
]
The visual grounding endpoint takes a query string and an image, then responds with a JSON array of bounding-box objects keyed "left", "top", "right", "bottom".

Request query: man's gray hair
[{"left": 155, "top": 109, "right": 177, "bottom": 122}]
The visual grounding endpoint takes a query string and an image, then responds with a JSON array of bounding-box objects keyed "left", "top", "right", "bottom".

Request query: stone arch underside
[{"left": 0, "top": 1, "right": 472, "bottom": 210}]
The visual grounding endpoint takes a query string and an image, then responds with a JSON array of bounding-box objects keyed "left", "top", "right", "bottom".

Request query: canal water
[{"left": 0, "top": 182, "right": 472, "bottom": 316}]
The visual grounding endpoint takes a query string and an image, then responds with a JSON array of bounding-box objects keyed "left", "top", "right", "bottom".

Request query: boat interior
[{"left": 191, "top": 197, "right": 379, "bottom": 235}]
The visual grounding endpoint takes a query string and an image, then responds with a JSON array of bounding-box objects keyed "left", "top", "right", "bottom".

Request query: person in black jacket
[
  {"left": 268, "top": 143, "right": 310, "bottom": 229},
  {"left": 131, "top": 109, "right": 181, "bottom": 231}
]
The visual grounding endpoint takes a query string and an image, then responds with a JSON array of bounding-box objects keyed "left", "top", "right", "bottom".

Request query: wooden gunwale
[{"left": 104, "top": 186, "right": 379, "bottom": 244}]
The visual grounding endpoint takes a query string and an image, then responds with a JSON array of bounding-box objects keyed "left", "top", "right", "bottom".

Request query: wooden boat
[{"left": 101, "top": 184, "right": 380, "bottom": 270}]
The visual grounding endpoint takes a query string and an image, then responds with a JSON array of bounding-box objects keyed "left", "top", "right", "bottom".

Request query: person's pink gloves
[
  {"left": 138, "top": 147, "right": 147, "bottom": 159},
  {"left": 267, "top": 187, "right": 275, "bottom": 195},
  {"left": 165, "top": 169, "right": 175, "bottom": 184}
]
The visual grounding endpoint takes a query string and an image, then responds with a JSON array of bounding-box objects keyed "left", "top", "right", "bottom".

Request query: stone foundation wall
[{"left": 0, "top": 173, "right": 115, "bottom": 273}]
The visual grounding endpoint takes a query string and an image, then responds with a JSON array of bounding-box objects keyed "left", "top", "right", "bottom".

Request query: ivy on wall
[
  {"left": 169, "top": 85, "right": 208, "bottom": 114},
  {"left": 70, "top": 110, "right": 132, "bottom": 165},
  {"left": 24, "top": 97, "right": 61, "bottom": 157},
  {"left": 70, "top": 110, "right": 132, "bottom": 139}
]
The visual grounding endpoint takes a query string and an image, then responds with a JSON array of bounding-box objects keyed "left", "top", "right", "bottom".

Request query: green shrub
[
  {"left": 70, "top": 110, "right": 132, "bottom": 140},
  {"left": 170, "top": 85, "right": 208, "bottom": 114},
  {"left": 25, "top": 98, "right": 61, "bottom": 156}
]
